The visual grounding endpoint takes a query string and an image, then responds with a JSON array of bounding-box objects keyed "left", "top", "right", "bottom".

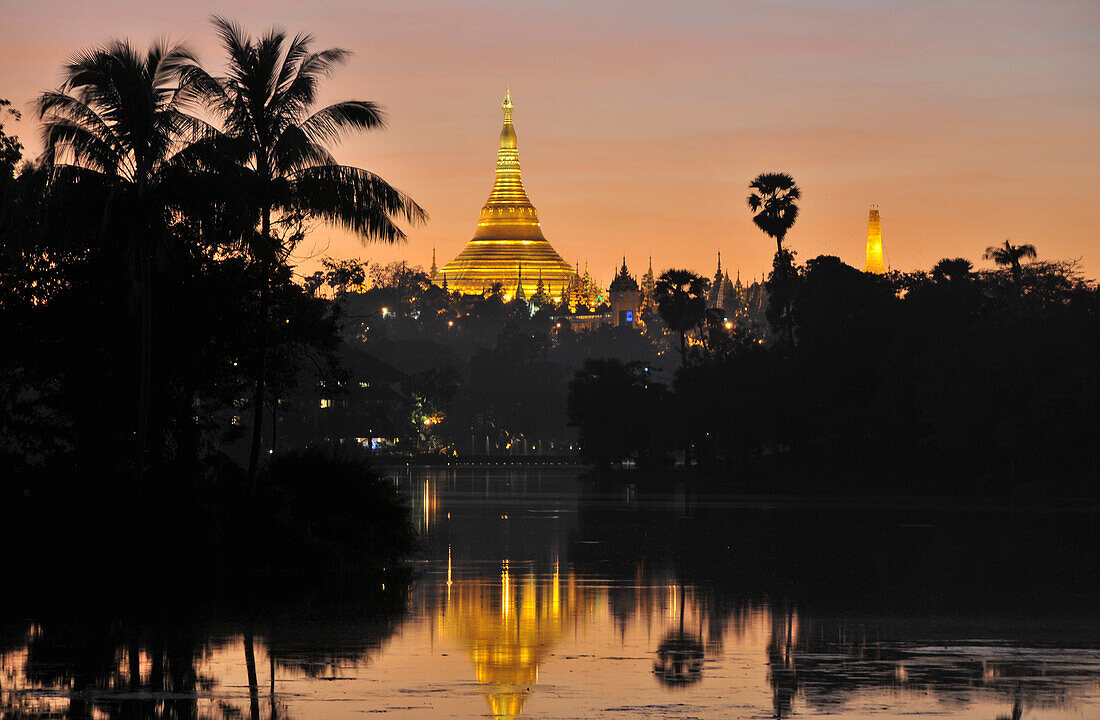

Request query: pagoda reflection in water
[
  {"left": 439, "top": 559, "right": 565, "bottom": 719},
  {"left": 427, "top": 555, "right": 743, "bottom": 718}
]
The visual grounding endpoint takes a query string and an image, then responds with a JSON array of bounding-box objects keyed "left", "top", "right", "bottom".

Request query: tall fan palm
[
  {"left": 746, "top": 172, "right": 800, "bottom": 255},
  {"left": 748, "top": 173, "right": 801, "bottom": 346},
  {"left": 37, "top": 39, "right": 205, "bottom": 481},
  {"left": 654, "top": 269, "right": 709, "bottom": 366},
  {"left": 984, "top": 239, "right": 1037, "bottom": 293},
  {"left": 187, "top": 17, "right": 426, "bottom": 480}
]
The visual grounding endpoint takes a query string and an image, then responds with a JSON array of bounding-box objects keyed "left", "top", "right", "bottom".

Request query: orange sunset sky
[{"left": 1, "top": 0, "right": 1097, "bottom": 283}]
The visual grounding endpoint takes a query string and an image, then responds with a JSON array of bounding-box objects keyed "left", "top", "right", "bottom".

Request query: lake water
[{"left": 3, "top": 466, "right": 1100, "bottom": 719}]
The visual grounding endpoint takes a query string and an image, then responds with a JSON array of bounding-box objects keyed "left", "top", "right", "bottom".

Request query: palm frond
[
  {"left": 269, "top": 48, "right": 350, "bottom": 126},
  {"left": 273, "top": 126, "right": 338, "bottom": 174},
  {"left": 287, "top": 164, "right": 426, "bottom": 243},
  {"left": 37, "top": 90, "right": 121, "bottom": 147},
  {"left": 212, "top": 16, "right": 253, "bottom": 85},
  {"left": 275, "top": 32, "right": 315, "bottom": 95},
  {"left": 173, "top": 57, "right": 229, "bottom": 117},
  {"left": 41, "top": 119, "right": 127, "bottom": 177},
  {"left": 298, "top": 101, "right": 385, "bottom": 146}
]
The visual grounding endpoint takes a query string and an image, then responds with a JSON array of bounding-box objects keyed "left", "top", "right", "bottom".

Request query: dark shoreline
[{"left": 375, "top": 455, "right": 1100, "bottom": 503}]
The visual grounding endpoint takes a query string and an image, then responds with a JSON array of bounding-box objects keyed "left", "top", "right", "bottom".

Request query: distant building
[
  {"left": 706, "top": 251, "right": 741, "bottom": 320},
  {"left": 439, "top": 90, "right": 575, "bottom": 300},
  {"left": 608, "top": 258, "right": 641, "bottom": 327},
  {"left": 864, "top": 205, "right": 887, "bottom": 274},
  {"left": 564, "top": 262, "right": 606, "bottom": 312},
  {"left": 279, "top": 345, "right": 409, "bottom": 451},
  {"left": 640, "top": 257, "right": 657, "bottom": 313}
]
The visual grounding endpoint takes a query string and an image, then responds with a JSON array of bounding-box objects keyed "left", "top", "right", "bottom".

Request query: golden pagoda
[
  {"left": 864, "top": 205, "right": 887, "bottom": 274},
  {"left": 439, "top": 90, "right": 575, "bottom": 299}
]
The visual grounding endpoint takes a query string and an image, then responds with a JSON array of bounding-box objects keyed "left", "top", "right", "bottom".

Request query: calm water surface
[{"left": 3, "top": 466, "right": 1100, "bottom": 719}]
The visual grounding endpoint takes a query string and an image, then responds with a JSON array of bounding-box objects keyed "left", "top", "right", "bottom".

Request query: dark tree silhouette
[
  {"left": 747, "top": 173, "right": 801, "bottom": 345},
  {"left": 567, "top": 358, "right": 670, "bottom": 468},
  {"left": 746, "top": 172, "right": 800, "bottom": 256},
  {"left": 931, "top": 257, "right": 973, "bottom": 283},
  {"left": 0, "top": 98, "right": 22, "bottom": 187},
  {"left": 654, "top": 269, "right": 709, "bottom": 366},
  {"left": 36, "top": 39, "right": 208, "bottom": 484},
  {"left": 185, "top": 17, "right": 427, "bottom": 480},
  {"left": 984, "top": 239, "right": 1037, "bottom": 294}
]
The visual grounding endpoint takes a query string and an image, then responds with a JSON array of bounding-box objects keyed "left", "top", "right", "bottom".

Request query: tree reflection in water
[
  {"left": 652, "top": 583, "right": 704, "bottom": 688},
  {"left": 567, "top": 476, "right": 1100, "bottom": 719},
  {"left": 0, "top": 573, "right": 410, "bottom": 720}
]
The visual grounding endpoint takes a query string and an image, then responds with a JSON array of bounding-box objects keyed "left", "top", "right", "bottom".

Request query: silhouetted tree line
[
  {"left": 0, "top": 18, "right": 422, "bottom": 574},
  {"left": 571, "top": 252, "right": 1098, "bottom": 491},
  {"left": 568, "top": 174, "right": 1098, "bottom": 493}
]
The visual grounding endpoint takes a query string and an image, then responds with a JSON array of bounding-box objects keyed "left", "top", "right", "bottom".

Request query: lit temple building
[
  {"left": 707, "top": 251, "right": 740, "bottom": 319},
  {"left": 608, "top": 258, "right": 641, "bottom": 327},
  {"left": 864, "top": 205, "right": 887, "bottom": 274},
  {"left": 439, "top": 91, "right": 575, "bottom": 299}
]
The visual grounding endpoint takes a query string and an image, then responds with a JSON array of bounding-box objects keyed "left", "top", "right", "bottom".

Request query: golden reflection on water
[
  {"left": 428, "top": 553, "right": 767, "bottom": 718},
  {"left": 439, "top": 560, "right": 565, "bottom": 718}
]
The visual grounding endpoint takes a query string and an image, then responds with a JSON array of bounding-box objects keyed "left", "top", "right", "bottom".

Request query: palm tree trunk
[
  {"left": 270, "top": 392, "right": 278, "bottom": 457},
  {"left": 248, "top": 265, "right": 270, "bottom": 483},
  {"left": 248, "top": 208, "right": 273, "bottom": 484},
  {"left": 136, "top": 246, "right": 152, "bottom": 504},
  {"left": 244, "top": 629, "right": 260, "bottom": 720}
]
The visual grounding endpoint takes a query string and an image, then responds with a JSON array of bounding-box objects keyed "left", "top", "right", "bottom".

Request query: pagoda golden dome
[{"left": 439, "top": 90, "right": 575, "bottom": 300}]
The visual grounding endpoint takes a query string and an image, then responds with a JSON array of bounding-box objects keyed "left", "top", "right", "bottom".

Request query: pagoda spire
[
  {"left": 430, "top": 246, "right": 438, "bottom": 279},
  {"left": 476, "top": 88, "right": 537, "bottom": 223},
  {"left": 514, "top": 263, "right": 526, "bottom": 301},
  {"left": 864, "top": 205, "right": 887, "bottom": 274}
]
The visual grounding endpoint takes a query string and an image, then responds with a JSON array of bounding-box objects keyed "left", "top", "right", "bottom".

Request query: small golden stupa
[
  {"left": 864, "top": 205, "right": 887, "bottom": 274},
  {"left": 439, "top": 90, "right": 575, "bottom": 300}
]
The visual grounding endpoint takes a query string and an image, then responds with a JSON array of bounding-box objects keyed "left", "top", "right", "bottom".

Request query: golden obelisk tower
[
  {"left": 864, "top": 205, "right": 887, "bottom": 274},
  {"left": 440, "top": 90, "right": 574, "bottom": 299}
]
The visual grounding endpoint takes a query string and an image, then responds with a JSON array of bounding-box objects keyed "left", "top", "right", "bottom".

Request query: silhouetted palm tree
[
  {"left": 747, "top": 172, "right": 800, "bottom": 255},
  {"left": 748, "top": 173, "right": 801, "bottom": 346},
  {"left": 931, "top": 257, "right": 973, "bottom": 283},
  {"left": 655, "top": 269, "right": 709, "bottom": 366},
  {"left": 984, "top": 239, "right": 1037, "bottom": 293},
  {"left": 186, "top": 17, "right": 426, "bottom": 480},
  {"left": 37, "top": 39, "right": 207, "bottom": 482}
]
